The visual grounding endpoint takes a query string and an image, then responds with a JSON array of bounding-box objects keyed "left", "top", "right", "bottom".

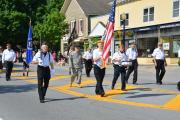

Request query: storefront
[
  {"left": 114, "top": 21, "right": 180, "bottom": 64},
  {"left": 133, "top": 21, "right": 180, "bottom": 64}
]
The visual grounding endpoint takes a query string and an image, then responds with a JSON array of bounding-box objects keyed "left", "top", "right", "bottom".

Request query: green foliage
[{"left": 0, "top": 0, "right": 67, "bottom": 50}]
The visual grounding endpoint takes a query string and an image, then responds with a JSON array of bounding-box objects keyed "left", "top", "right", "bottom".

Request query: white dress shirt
[
  {"left": 2, "top": 49, "right": 16, "bottom": 63},
  {"left": 112, "top": 51, "right": 128, "bottom": 65},
  {"left": 33, "top": 51, "right": 54, "bottom": 67},
  {"left": 83, "top": 51, "right": 93, "bottom": 60},
  {"left": 126, "top": 48, "right": 138, "bottom": 60},
  {"left": 93, "top": 49, "right": 103, "bottom": 67},
  {"left": 152, "top": 48, "right": 165, "bottom": 60}
]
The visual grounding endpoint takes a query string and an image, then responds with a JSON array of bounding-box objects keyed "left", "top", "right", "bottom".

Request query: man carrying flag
[
  {"left": 67, "top": 21, "right": 78, "bottom": 75},
  {"left": 93, "top": 0, "right": 116, "bottom": 97},
  {"left": 24, "top": 20, "right": 33, "bottom": 76}
]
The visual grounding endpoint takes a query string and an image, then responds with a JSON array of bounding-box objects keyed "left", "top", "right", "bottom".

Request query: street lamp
[{"left": 121, "top": 13, "right": 127, "bottom": 48}]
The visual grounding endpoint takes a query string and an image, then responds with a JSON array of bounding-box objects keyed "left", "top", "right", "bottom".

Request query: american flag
[{"left": 102, "top": 0, "right": 116, "bottom": 61}]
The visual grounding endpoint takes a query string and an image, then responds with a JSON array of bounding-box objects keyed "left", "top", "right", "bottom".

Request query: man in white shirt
[
  {"left": 152, "top": 42, "right": 167, "bottom": 85},
  {"left": 32, "top": 44, "right": 54, "bottom": 103},
  {"left": 112, "top": 45, "right": 128, "bottom": 91},
  {"left": 125, "top": 42, "right": 138, "bottom": 84},
  {"left": 93, "top": 40, "right": 106, "bottom": 97},
  {"left": 83, "top": 48, "right": 93, "bottom": 77},
  {"left": 2, "top": 43, "right": 16, "bottom": 81}
]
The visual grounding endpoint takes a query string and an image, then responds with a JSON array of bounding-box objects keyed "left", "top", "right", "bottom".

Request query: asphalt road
[{"left": 0, "top": 63, "right": 180, "bottom": 120}]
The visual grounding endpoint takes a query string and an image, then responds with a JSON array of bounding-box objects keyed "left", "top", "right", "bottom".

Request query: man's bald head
[{"left": 41, "top": 45, "right": 48, "bottom": 53}]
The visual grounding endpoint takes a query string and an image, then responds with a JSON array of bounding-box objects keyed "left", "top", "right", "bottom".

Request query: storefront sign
[
  {"left": 134, "top": 26, "right": 157, "bottom": 32},
  {"left": 163, "top": 43, "right": 170, "bottom": 50},
  {"left": 133, "top": 22, "right": 180, "bottom": 33},
  {"left": 160, "top": 22, "right": 180, "bottom": 29}
]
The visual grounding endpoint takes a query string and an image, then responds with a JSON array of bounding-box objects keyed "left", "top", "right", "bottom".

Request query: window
[
  {"left": 120, "top": 13, "right": 129, "bottom": 26},
  {"left": 173, "top": 0, "right": 180, "bottom": 17},
  {"left": 143, "top": 7, "right": 154, "bottom": 22},
  {"left": 79, "top": 19, "right": 84, "bottom": 35},
  {"left": 70, "top": 20, "right": 75, "bottom": 32}
]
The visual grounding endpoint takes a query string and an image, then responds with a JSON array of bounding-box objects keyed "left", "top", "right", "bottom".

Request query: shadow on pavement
[
  {"left": 45, "top": 97, "right": 85, "bottom": 103},
  {"left": 0, "top": 84, "right": 37, "bottom": 94},
  {"left": 137, "top": 83, "right": 155, "bottom": 85},
  {"left": 130, "top": 88, "right": 152, "bottom": 91},
  {"left": 82, "top": 85, "right": 108, "bottom": 88},
  {"left": 126, "top": 93, "right": 173, "bottom": 98}
]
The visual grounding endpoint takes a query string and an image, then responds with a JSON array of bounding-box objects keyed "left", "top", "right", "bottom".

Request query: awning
[{"left": 89, "top": 22, "right": 106, "bottom": 38}]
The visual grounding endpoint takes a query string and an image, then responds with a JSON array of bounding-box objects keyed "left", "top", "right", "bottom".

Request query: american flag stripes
[{"left": 102, "top": 0, "right": 116, "bottom": 61}]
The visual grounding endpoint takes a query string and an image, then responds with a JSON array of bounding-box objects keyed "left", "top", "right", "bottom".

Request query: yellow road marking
[
  {"left": 53, "top": 80, "right": 96, "bottom": 90},
  {"left": 10, "top": 68, "right": 180, "bottom": 111},
  {"left": 50, "top": 75, "right": 70, "bottom": 81},
  {"left": 105, "top": 86, "right": 138, "bottom": 98},
  {"left": 163, "top": 94, "right": 180, "bottom": 110},
  {"left": 51, "top": 86, "right": 166, "bottom": 110}
]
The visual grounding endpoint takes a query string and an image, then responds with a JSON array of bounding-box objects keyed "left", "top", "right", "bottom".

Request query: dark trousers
[
  {"left": 94, "top": 65, "right": 105, "bottom": 95},
  {"left": 5, "top": 61, "right": 13, "bottom": 80},
  {"left": 37, "top": 66, "right": 51, "bottom": 100},
  {"left": 84, "top": 59, "right": 93, "bottom": 77},
  {"left": 112, "top": 65, "right": 126, "bottom": 90},
  {"left": 155, "top": 60, "right": 166, "bottom": 83},
  {"left": 0, "top": 61, "right": 3, "bottom": 69},
  {"left": 126, "top": 59, "right": 138, "bottom": 84}
]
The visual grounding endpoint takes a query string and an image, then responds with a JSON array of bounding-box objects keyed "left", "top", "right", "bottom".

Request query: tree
[
  {"left": 0, "top": 0, "right": 67, "bottom": 50},
  {"left": 33, "top": 11, "right": 68, "bottom": 50},
  {"left": 33, "top": 0, "right": 67, "bottom": 50}
]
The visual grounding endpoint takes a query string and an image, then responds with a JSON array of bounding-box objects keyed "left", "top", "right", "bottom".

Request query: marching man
[
  {"left": 32, "top": 44, "right": 54, "bottom": 103},
  {"left": 111, "top": 44, "right": 128, "bottom": 91},
  {"left": 2, "top": 43, "right": 16, "bottom": 81},
  {"left": 152, "top": 42, "right": 167, "bottom": 85},
  {"left": 125, "top": 42, "right": 138, "bottom": 84},
  {"left": 83, "top": 48, "right": 93, "bottom": 77},
  {"left": 69, "top": 46, "right": 83, "bottom": 87},
  {"left": 93, "top": 41, "right": 106, "bottom": 97}
]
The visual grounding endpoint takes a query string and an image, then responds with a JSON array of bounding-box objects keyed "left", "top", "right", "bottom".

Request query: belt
[
  {"left": 131, "top": 59, "right": 137, "bottom": 61},
  {"left": 5, "top": 61, "right": 13, "bottom": 62},
  {"left": 156, "top": 59, "right": 164, "bottom": 61},
  {"left": 38, "top": 65, "right": 49, "bottom": 68}
]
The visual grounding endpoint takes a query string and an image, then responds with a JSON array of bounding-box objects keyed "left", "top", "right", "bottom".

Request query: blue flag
[{"left": 26, "top": 22, "right": 33, "bottom": 64}]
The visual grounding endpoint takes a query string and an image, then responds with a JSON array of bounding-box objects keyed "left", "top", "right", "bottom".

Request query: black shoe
[
  {"left": 177, "top": 81, "right": 180, "bottom": 91},
  {"left": 111, "top": 85, "right": 114, "bottom": 90},
  {"left": 157, "top": 82, "right": 162, "bottom": 85},
  {"left": 121, "top": 88, "right": 127, "bottom": 91},
  {"left": 100, "top": 92, "right": 105, "bottom": 97},
  {"left": 23, "top": 73, "right": 25, "bottom": 76},
  {"left": 42, "top": 96, "right": 45, "bottom": 100},
  {"left": 6, "top": 78, "right": 10, "bottom": 81},
  {"left": 133, "top": 82, "right": 138, "bottom": 85},
  {"left": 40, "top": 100, "right": 45, "bottom": 103}
]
